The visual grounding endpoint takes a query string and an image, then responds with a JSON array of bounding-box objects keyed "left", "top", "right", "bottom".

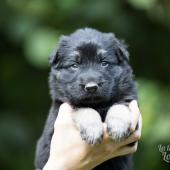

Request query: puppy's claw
[
  {"left": 80, "top": 124, "right": 103, "bottom": 145},
  {"left": 107, "top": 118, "right": 131, "bottom": 142}
]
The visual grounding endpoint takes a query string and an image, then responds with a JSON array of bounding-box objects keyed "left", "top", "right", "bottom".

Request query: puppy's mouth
[
  {"left": 82, "top": 96, "right": 104, "bottom": 103},
  {"left": 73, "top": 93, "right": 109, "bottom": 106},
  {"left": 72, "top": 95, "right": 113, "bottom": 109}
]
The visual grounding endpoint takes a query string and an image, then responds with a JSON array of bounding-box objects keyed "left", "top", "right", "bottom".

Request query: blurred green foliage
[{"left": 0, "top": 0, "right": 170, "bottom": 170}]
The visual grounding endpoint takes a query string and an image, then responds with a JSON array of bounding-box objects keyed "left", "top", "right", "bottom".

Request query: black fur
[{"left": 35, "top": 28, "right": 137, "bottom": 170}]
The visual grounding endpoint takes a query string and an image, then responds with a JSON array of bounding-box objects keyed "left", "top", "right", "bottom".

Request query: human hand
[{"left": 43, "top": 101, "right": 142, "bottom": 170}]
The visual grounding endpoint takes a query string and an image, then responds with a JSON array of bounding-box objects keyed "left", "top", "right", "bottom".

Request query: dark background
[{"left": 0, "top": 0, "right": 170, "bottom": 170}]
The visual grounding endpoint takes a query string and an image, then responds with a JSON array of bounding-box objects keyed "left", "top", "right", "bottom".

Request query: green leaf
[{"left": 24, "top": 28, "right": 59, "bottom": 68}]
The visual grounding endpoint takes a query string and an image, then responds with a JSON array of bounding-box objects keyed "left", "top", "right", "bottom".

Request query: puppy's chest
[{"left": 96, "top": 107, "right": 110, "bottom": 122}]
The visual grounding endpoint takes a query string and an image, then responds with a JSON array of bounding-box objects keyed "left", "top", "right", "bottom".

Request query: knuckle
[
  {"left": 59, "top": 104, "right": 65, "bottom": 111},
  {"left": 133, "top": 132, "right": 141, "bottom": 141},
  {"left": 59, "top": 103, "right": 71, "bottom": 113},
  {"left": 130, "top": 126, "right": 136, "bottom": 132}
]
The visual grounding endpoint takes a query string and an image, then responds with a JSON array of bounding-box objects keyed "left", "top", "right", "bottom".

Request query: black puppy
[{"left": 35, "top": 28, "right": 137, "bottom": 170}]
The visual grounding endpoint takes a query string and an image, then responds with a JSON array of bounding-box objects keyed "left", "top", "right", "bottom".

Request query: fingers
[
  {"left": 102, "top": 116, "right": 141, "bottom": 160},
  {"left": 54, "top": 103, "right": 74, "bottom": 126},
  {"left": 116, "top": 142, "right": 138, "bottom": 156},
  {"left": 129, "top": 100, "right": 141, "bottom": 132},
  {"left": 122, "top": 114, "right": 142, "bottom": 146},
  {"left": 137, "top": 113, "right": 142, "bottom": 133}
]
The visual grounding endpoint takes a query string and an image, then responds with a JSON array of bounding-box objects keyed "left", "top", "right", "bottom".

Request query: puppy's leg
[
  {"left": 105, "top": 104, "right": 131, "bottom": 142},
  {"left": 73, "top": 108, "right": 103, "bottom": 145}
]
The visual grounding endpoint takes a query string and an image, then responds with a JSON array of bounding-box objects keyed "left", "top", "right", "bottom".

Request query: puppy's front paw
[
  {"left": 80, "top": 122, "right": 103, "bottom": 145},
  {"left": 105, "top": 105, "right": 131, "bottom": 142},
  {"left": 106, "top": 117, "right": 131, "bottom": 142},
  {"left": 73, "top": 108, "right": 103, "bottom": 145}
]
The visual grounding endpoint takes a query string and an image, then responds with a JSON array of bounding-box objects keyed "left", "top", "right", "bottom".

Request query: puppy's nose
[{"left": 85, "top": 82, "right": 99, "bottom": 93}]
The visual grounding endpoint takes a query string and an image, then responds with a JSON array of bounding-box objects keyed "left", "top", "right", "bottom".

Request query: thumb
[
  {"left": 129, "top": 100, "right": 140, "bottom": 132},
  {"left": 54, "top": 103, "right": 74, "bottom": 126}
]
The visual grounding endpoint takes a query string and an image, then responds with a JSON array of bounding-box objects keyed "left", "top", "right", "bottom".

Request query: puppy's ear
[
  {"left": 104, "top": 33, "right": 129, "bottom": 63},
  {"left": 115, "top": 40, "right": 129, "bottom": 64},
  {"left": 49, "top": 47, "right": 59, "bottom": 66},
  {"left": 49, "top": 35, "right": 69, "bottom": 66}
]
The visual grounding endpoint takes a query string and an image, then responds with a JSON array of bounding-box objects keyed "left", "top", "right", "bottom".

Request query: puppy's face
[{"left": 49, "top": 28, "right": 134, "bottom": 106}]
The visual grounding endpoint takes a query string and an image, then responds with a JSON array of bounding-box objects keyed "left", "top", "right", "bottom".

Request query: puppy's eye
[
  {"left": 101, "top": 61, "right": 109, "bottom": 67},
  {"left": 71, "top": 64, "right": 79, "bottom": 70}
]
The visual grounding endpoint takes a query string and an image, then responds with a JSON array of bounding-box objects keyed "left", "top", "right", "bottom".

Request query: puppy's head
[{"left": 49, "top": 28, "right": 135, "bottom": 106}]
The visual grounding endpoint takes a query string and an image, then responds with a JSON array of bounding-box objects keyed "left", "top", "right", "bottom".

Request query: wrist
[
  {"left": 43, "top": 157, "right": 68, "bottom": 170},
  {"left": 43, "top": 155, "right": 94, "bottom": 170}
]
